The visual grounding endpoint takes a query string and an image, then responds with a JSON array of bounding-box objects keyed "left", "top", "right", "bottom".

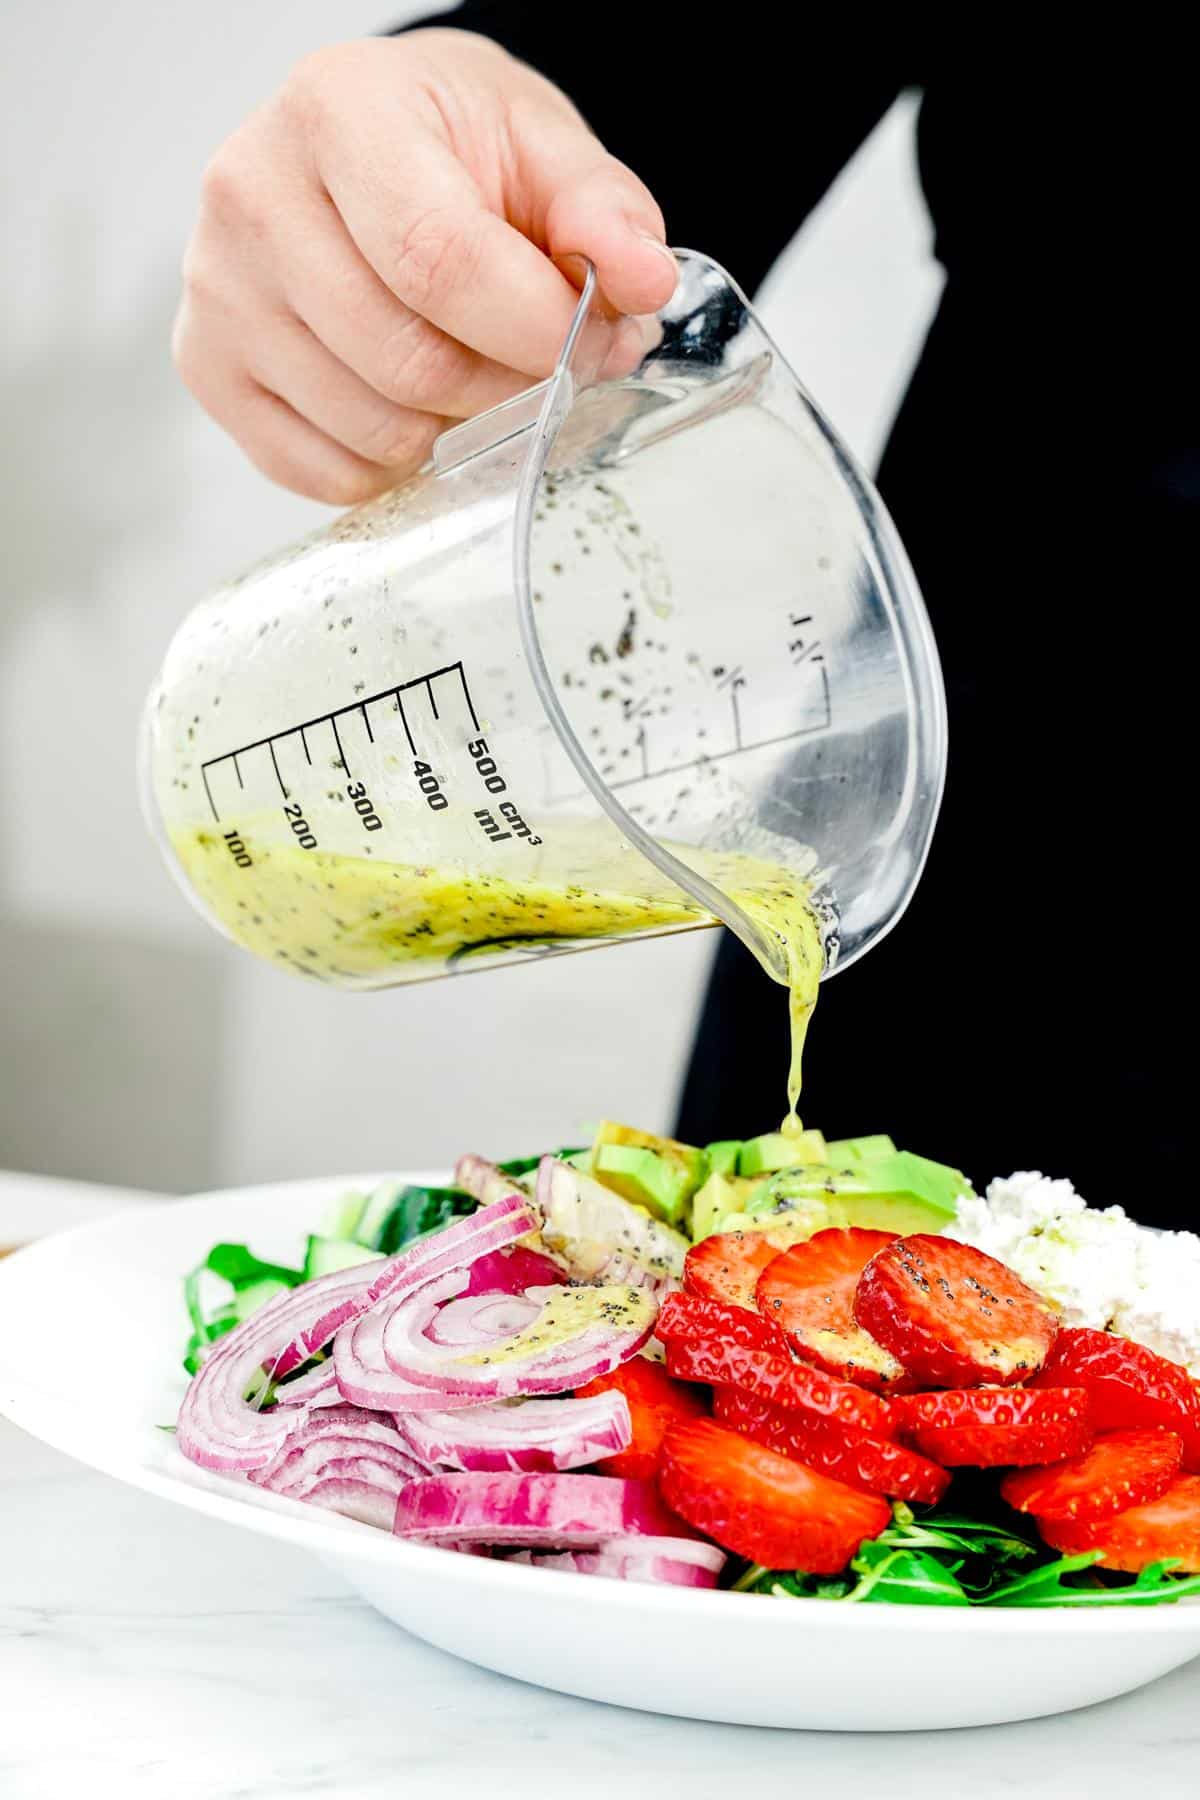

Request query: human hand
[{"left": 173, "top": 31, "right": 675, "bottom": 504}]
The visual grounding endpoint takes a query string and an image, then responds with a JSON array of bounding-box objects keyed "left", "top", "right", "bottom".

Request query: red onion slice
[
  {"left": 288, "top": 1453, "right": 415, "bottom": 1499},
  {"left": 463, "top": 1245, "right": 568, "bottom": 1294},
  {"left": 424, "top": 1290, "right": 546, "bottom": 1348},
  {"left": 454, "top": 1156, "right": 530, "bottom": 1208},
  {"left": 178, "top": 1193, "right": 533, "bottom": 1471},
  {"left": 272, "top": 1362, "right": 341, "bottom": 1408},
  {"left": 290, "top": 1475, "right": 406, "bottom": 1531},
  {"left": 250, "top": 1405, "right": 429, "bottom": 1497},
  {"left": 511, "top": 1536, "right": 726, "bottom": 1587},
  {"left": 393, "top": 1471, "right": 687, "bottom": 1548},
  {"left": 397, "top": 1391, "right": 632, "bottom": 1473},
  {"left": 333, "top": 1281, "right": 485, "bottom": 1413},
  {"left": 380, "top": 1279, "right": 657, "bottom": 1398}
]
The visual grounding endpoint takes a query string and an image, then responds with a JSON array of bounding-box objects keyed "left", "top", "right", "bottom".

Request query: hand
[{"left": 173, "top": 31, "right": 676, "bottom": 505}]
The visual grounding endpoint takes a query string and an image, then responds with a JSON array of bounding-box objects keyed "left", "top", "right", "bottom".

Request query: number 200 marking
[{"left": 283, "top": 802, "right": 317, "bottom": 849}]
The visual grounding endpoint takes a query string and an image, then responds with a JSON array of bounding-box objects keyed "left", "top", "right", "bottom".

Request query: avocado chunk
[
  {"left": 592, "top": 1144, "right": 695, "bottom": 1225},
  {"left": 691, "top": 1170, "right": 769, "bottom": 1241},
  {"left": 705, "top": 1140, "right": 743, "bottom": 1178},
  {"left": 738, "top": 1129, "right": 828, "bottom": 1177},
  {"left": 744, "top": 1156, "right": 971, "bottom": 1236},
  {"left": 590, "top": 1120, "right": 708, "bottom": 1223},
  {"left": 826, "top": 1134, "right": 897, "bottom": 1169}
]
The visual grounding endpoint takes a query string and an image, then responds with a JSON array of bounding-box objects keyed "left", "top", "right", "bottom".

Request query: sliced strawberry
[
  {"left": 575, "top": 1356, "right": 709, "bottom": 1480},
  {"left": 1031, "top": 1328, "right": 1200, "bottom": 1472},
  {"left": 664, "top": 1333, "right": 896, "bottom": 1437},
  {"left": 898, "top": 1384, "right": 1092, "bottom": 1467},
  {"left": 656, "top": 1290, "right": 790, "bottom": 1357},
  {"left": 853, "top": 1234, "right": 1059, "bottom": 1386},
  {"left": 1000, "top": 1429, "right": 1182, "bottom": 1523},
  {"left": 755, "top": 1229, "right": 912, "bottom": 1392},
  {"left": 713, "top": 1386, "right": 949, "bottom": 1504},
  {"left": 1038, "top": 1473, "right": 1200, "bottom": 1573},
  {"left": 683, "top": 1232, "right": 783, "bottom": 1311},
  {"left": 658, "top": 1418, "right": 890, "bottom": 1572}
]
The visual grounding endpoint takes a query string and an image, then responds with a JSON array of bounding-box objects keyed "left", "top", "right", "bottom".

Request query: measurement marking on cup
[
  {"left": 268, "top": 740, "right": 288, "bottom": 798},
  {"left": 607, "top": 664, "right": 832, "bottom": 794},
  {"left": 198, "top": 661, "right": 485, "bottom": 825},
  {"left": 396, "top": 693, "right": 416, "bottom": 754}
]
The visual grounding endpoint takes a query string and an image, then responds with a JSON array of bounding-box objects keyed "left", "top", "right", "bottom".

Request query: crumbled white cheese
[{"left": 947, "top": 1170, "right": 1200, "bottom": 1377}]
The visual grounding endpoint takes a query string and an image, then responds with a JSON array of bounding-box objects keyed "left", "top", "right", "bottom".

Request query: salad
[{"left": 175, "top": 1121, "right": 1200, "bottom": 1608}]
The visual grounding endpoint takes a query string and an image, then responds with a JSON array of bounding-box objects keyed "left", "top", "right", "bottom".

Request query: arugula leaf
[
  {"left": 205, "top": 1243, "right": 304, "bottom": 1289},
  {"left": 498, "top": 1155, "right": 543, "bottom": 1178},
  {"left": 730, "top": 1502, "right": 1200, "bottom": 1609},
  {"left": 181, "top": 1244, "right": 302, "bottom": 1372},
  {"left": 985, "top": 1556, "right": 1200, "bottom": 1607},
  {"left": 849, "top": 1547, "right": 969, "bottom": 1607}
]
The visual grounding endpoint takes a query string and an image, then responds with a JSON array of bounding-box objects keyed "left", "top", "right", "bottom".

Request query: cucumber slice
[
  {"left": 232, "top": 1276, "right": 293, "bottom": 1321},
  {"left": 375, "top": 1186, "right": 478, "bottom": 1255},
  {"left": 319, "top": 1188, "right": 369, "bottom": 1241},
  {"left": 354, "top": 1182, "right": 410, "bottom": 1250},
  {"left": 302, "top": 1235, "right": 384, "bottom": 1282}
]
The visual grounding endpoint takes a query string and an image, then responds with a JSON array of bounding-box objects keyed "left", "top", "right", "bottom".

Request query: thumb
[{"left": 514, "top": 113, "right": 678, "bottom": 318}]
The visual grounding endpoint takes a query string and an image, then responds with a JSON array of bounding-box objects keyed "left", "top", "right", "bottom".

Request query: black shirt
[{"left": 400, "top": 11, "right": 1198, "bottom": 1217}]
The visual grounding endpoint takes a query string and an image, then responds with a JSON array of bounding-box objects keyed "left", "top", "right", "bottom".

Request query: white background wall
[{"left": 0, "top": 3, "right": 941, "bottom": 1193}]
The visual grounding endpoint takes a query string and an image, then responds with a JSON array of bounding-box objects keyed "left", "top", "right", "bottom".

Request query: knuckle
[
  {"left": 355, "top": 405, "right": 429, "bottom": 469},
  {"left": 170, "top": 299, "right": 226, "bottom": 399},
  {"left": 329, "top": 466, "right": 389, "bottom": 508},
  {"left": 246, "top": 432, "right": 380, "bottom": 508},
  {"left": 198, "top": 146, "right": 249, "bottom": 228},
  {"left": 388, "top": 207, "right": 480, "bottom": 316},
  {"left": 178, "top": 241, "right": 221, "bottom": 314},
  {"left": 279, "top": 41, "right": 367, "bottom": 135},
  {"left": 170, "top": 308, "right": 201, "bottom": 388},
  {"left": 375, "top": 313, "right": 462, "bottom": 410},
  {"left": 278, "top": 49, "right": 333, "bottom": 129}
]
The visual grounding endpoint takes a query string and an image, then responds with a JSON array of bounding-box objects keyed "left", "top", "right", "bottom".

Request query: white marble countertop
[{"left": 4, "top": 1182, "right": 1200, "bottom": 1798}]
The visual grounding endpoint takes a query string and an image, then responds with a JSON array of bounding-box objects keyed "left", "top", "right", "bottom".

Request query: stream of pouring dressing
[{"left": 171, "top": 824, "right": 825, "bottom": 1134}]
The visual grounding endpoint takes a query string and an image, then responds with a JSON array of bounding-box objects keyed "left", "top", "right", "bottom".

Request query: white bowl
[{"left": 3, "top": 1173, "right": 1199, "bottom": 1733}]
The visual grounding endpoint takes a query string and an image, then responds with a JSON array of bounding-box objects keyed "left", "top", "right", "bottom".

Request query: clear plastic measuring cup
[{"left": 140, "top": 250, "right": 946, "bottom": 991}]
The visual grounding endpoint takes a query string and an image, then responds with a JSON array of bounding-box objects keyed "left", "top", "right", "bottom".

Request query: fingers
[
  {"left": 274, "top": 199, "right": 531, "bottom": 419},
  {"left": 319, "top": 134, "right": 607, "bottom": 378},
  {"left": 174, "top": 302, "right": 395, "bottom": 505},
  {"left": 173, "top": 35, "right": 679, "bottom": 507},
  {"left": 245, "top": 313, "right": 450, "bottom": 472}
]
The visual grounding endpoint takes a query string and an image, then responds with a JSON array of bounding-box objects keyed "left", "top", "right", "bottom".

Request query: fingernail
[{"left": 635, "top": 230, "right": 678, "bottom": 278}]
